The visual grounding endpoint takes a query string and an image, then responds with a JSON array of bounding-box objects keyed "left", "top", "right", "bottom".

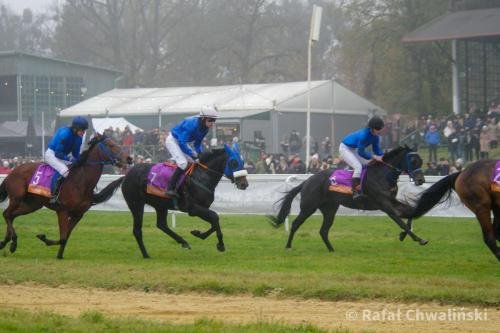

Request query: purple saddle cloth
[
  {"left": 147, "top": 162, "right": 177, "bottom": 190},
  {"left": 329, "top": 168, "right": 367, "bottom": 188},
  {"left": 29, "top": 164, "right": 58, "bottom": 190},
  {"left": 491, "top": 161, "right": 500, "bottom": 183}
]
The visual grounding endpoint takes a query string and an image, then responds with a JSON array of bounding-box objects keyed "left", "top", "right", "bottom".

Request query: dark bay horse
[
  {"left": 404, "top": 159, "right": 500, "bottom": 261},
  {"left": 0, "top": 134, "right": 132, "bottom": 259},
  {"left": 121, "top": 144, "right": 248, "bottom": 257},
  {"left": 268, "top": 146, "right": 427, "bottom": 251}
]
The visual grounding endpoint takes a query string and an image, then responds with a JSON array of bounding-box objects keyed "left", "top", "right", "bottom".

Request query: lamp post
[{"left": 306, "top": 5, "right": 322, "bottom": 168}]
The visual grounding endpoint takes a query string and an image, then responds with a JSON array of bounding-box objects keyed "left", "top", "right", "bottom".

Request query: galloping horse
[
  {"left": 404, "top": 159, "right": 500, "bottom": 261},
  {"left": 268, "top": 146, "right": 427, "bottom": 251},
  {"left": 121, "top": 143, "right": 248, "bottom": 257},
  {"left": 0, "top": 134, "right": 132, "bottom": 259}
]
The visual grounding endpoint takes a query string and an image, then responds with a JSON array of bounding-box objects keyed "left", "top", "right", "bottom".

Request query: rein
[
  {"left": 86, "top": 140, "right": 120, "bottom": 166},
  {"left": 378, "top": 151, "right": 422, "bottom": 181}
]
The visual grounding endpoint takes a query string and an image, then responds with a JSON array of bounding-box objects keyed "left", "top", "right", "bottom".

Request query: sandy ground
[{"left": 0, "top": 284, "right": 498, "bottom": 332}]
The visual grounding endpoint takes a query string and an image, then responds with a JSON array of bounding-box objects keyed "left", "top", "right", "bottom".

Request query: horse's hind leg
[
  {"left": 155, "top": 207, "right": 190, "bottom": 250},
  {"left": 492, "top": 207, "right": 500, "bottom": 241},
  {"left": 318, "top": 204, "right": 339, "bottom": 252},
  {"left": 475, "top": 208, "right": 500, "bottom": 261},
  {"left": 286, "top": 208, "right": 315, "bottom": 250},
  {"left": 1, "top": 199, "right": 42, "bottom": 253}
]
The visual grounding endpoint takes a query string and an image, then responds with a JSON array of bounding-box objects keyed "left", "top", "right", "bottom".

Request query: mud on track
[{"left": 0, "top": 284, "right": 498, "bottom": 332}]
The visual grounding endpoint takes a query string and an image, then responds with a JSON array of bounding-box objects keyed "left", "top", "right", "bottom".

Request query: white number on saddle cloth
[
  {"left": 494, "top": 168, "right": 500, "bottom": 184},
  {"left": 331, "top": 176, "right": 338, "bottom": 186},
  {"left": 33, "top": 170, "right": 43, "bottom": 185},
  {"left": 150, "top": 171, "right": 157, "bottom": 183}
]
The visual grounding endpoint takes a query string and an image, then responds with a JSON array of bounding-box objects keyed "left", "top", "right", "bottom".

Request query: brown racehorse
[
  {"left": 0, "top": 134, "right": 132, "bottom": 259},
  {"left": 404, "top": 159, "right": 500, "bottom": 261}
]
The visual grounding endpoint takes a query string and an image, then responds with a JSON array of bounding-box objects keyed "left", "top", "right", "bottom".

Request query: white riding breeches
[
  {"left": 44, "top": 148, "right": 71, "bottom": 177},
  {"left": 339, "top": 143, "right": 369, "bottom": 178},
  {"left": 165, "top": 133, "right": 191, "bottom": 170}
]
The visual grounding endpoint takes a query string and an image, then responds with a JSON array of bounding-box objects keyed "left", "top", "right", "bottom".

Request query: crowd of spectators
[{"left": 1, "top": 102, "right": 499, "bottom": 176}]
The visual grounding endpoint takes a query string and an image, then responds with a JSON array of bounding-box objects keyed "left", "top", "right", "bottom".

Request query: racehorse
[
  {"left": 0, "top": 134, "right": 132, "bottom": 259},
  {"left": 404, "top": 159, "right": 500, "bottom": 261},
  {"left": 268, "top": 146, "right": 427, "bottom": 251},
  {"left": 121, "top": 143, "right": 248, "bottom": 257}
]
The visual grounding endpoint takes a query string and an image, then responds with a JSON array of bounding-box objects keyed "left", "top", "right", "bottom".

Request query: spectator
[
  {"left": 321, "top": 136, "right": 331, "bottom": 156},
  {"left": 479, "top": 125, "right": 492, "bottom": 159},
  {"left": 289, "top": 130, "right": 302, "bottom": 154},
  {"left": 244, "top": 160, "right": 255, "bottom": 174},
  {"left": 254, "top": 153, "right": 269, "bottom": 174},
  {"left": 280, "top": 135, "right": 289, "bottom": 155},
  {"left": 275, "top": 155, "right": 289, "bottom": 174},
  {"left": 424, "top": 124, "right": 440, "bottom": 163},
  {"left": 0, "top": 160, "right": 12, "bottom": 174},
  {"left": 307, "top": 154, "right": 321, "bottom": 174},
  {"left": 436, "top": 158, "right": 450, "bottom": 176},
  {"left": 289, "top": 155, "right": 306, "bottom": 174},
  {"left": 424, "top": 162, "right": 439, "bottom": 175}
]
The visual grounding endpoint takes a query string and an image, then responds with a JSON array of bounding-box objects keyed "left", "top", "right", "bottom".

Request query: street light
[{"left": 306, "top": 5, "right": 322, "bottom": 168}]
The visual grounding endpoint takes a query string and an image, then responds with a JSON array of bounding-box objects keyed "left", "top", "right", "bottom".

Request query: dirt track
[{"left": 0, "top": 284, "right": 498, "bottom": 332}]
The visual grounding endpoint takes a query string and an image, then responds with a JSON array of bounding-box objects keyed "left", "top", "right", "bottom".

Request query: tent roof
[
  {"left": 92, "top": 117, "right": 143, "bottom": 133},
  {"left": 0, "top": 121, "right": 44, "bottom": 137},
  {"left": 402, "top": 8, "right": 500, "bottom": 43},
  {"left": 60, "top": 80, "right": 386, "bottom": 118}
]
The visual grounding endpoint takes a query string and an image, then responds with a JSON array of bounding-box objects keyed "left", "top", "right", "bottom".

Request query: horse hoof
[
  {"left": 216, "top": 243, "right": 225, "bottom": 252},
  {"left": 181, "top": 242, "right": 191, "bottom": 250},
  {"left": 0, "top": 241, "right": 5, "bottom": 250},
  {"left": 399, "top": 232, "right": 407, "bottom": 241},
  {"left": 419, "top": 239, "right": 428, "bottom": 246},
  {"left": 36, "top": 234, "right": 46, "bottom": 241},
  {"left": 56, "top": 255, "right": 64, "bottom": 260},
  {"left": 191, "top": 230, "right": 203, "bottom": 239},
  {"left": 9, "top": 242, "right": 17, "bottom": 253},
  {"left": 328, "top": 248, "right": 335, "bottom": 252}
]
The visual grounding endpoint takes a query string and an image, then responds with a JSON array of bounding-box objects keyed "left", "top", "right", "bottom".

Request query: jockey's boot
[
  {"left": 165, "top": 167, "right": 184, "bottom": 198},
  {"left": 49, "top": 176, "right": 65, "bottom": 204},
  {"left": 351, "top": 177, "right": 365, "bottom": 201}
]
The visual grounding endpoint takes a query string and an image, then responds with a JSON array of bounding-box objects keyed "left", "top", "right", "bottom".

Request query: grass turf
[{"left": 0, "top": 210, "right": 498, "bottom": 306}]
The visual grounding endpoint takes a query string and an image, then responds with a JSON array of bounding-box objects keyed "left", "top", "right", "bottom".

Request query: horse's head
[
  {"left": 383, "top": 145, "right": 425, "bottom": 186},
  {"left": 223, "top": 143, "right": 248, "bottom": 190},
  {"left": 87, "top": 133, "right": 133, "bottom": 168}
]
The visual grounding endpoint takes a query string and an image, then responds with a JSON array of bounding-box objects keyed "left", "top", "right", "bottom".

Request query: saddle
[
  {"left": 27, "top": 164, "right": 62, "bottom": 198},
  {"left": 328, "top": 167, "right": 367, "bottom": 194},
  {"left": 146, "top": 162, "right": 192, "bottom": 198}
]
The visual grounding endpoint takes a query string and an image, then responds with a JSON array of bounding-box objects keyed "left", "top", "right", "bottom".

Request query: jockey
[
  {"left": 164, "top": 105, "right": 218, "bottom": 198},
  {"left": 339, "top": 116, "right": 384, "bottom": 200},
  {"left": 45, "top": 116, "right": 88, "bottom": 203}
]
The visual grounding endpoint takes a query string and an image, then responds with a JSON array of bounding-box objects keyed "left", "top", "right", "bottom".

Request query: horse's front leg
[
  {"left": 383, "top": 208, "right": 427, "bottom": 245},
  {"left": 188, "top": 204, "right": 224, "bottom": 252},
  {"left": 399, "top": 218, "right": 413, "bottom": 241}
]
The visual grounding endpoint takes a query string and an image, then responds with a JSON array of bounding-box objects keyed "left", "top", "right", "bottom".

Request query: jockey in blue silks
[
  {"left": 164, "top": 105, "right": 218, "bottom": 197},
  {"left": 339, "top": 116, "right": 385, "bottom": 200},
  {"left": 44, "top": 116, "right": 88, "bottom": 203}
]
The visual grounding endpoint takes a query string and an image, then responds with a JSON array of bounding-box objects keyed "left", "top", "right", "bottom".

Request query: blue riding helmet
[
  {"left": 223, "top": 143, "right": 247, "bottom": 179},
  {"left": 72, "top": 116, "right": 89, "bottom": 130}
]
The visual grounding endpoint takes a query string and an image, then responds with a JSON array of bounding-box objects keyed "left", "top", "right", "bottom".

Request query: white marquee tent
[{"left": 60, "top": 80, "right": 387, "bottom": 153}]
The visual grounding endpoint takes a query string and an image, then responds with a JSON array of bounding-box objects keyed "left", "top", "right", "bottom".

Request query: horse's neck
[
  {"left": 69, "top": 149, "right": 105, "bottom": 187},
  {"left": 196, "top": 155, "right": 226, "bottom": 189}
]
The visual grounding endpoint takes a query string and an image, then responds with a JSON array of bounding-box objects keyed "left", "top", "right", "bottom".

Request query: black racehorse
[
  {"left": 268, "top": 146, "right": 427, "bottom": 251},
  {"left": 121, "top": 144, "right": 248, "bottom": 257}
]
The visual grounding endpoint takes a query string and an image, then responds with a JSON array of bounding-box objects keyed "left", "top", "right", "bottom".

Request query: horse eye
[{"left": 229, "top": 159, "right": 239, "bottom": 169}]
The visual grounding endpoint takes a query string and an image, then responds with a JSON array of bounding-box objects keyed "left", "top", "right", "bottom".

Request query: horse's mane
[
  {"left": 73, "top": 135, "right": 107, "bottom": 168},
  {"left": 382, "top": 146, "right": 406, "bottom": 162},
  {"left": 199, "top": 148, "right": 226, "bottom": 163}
]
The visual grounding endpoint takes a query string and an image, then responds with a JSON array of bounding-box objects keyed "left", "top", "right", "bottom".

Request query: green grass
[
  {"left": 0, "top": 309, "right": 336, "bottom": 333},
  {"left": 0, "top": 210, "right": 498, "bottom": 306}
]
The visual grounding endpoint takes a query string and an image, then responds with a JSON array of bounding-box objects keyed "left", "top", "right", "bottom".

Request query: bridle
[
  {"left": 378, "top": 151, "right": 422, "bottom": 182},
  {"left": 87, "top": 138, "right": 124, "bottom": 166}
]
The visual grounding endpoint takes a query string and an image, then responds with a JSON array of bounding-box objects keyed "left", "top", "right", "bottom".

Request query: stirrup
[
  {"left": 49, "top": 193, "right": 60, "bottom": 204},
  {"left": 165, "top": 190, "right": 179, "bottom": 198}
]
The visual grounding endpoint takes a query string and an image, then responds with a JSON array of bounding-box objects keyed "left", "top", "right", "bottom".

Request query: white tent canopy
[
  {"left": 60, "top": 80, "right": 387, "bottom": 118},
  {"left": 91, "top": 117, "right": 143, "bottom": 133}
]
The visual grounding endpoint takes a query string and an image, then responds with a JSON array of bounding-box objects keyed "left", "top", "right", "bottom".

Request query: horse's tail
[
  {"left": 0, "top": 179, "right": 7, "bottom": 203},
  {"left": 91, "top": 176, "right": 124, "bottom": 205},
  {"left": 407, "top": 172, "right": 461, "bottom": 219},
  {"left": 267, "top": 182, "right": 304, "bottom": 228}
]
